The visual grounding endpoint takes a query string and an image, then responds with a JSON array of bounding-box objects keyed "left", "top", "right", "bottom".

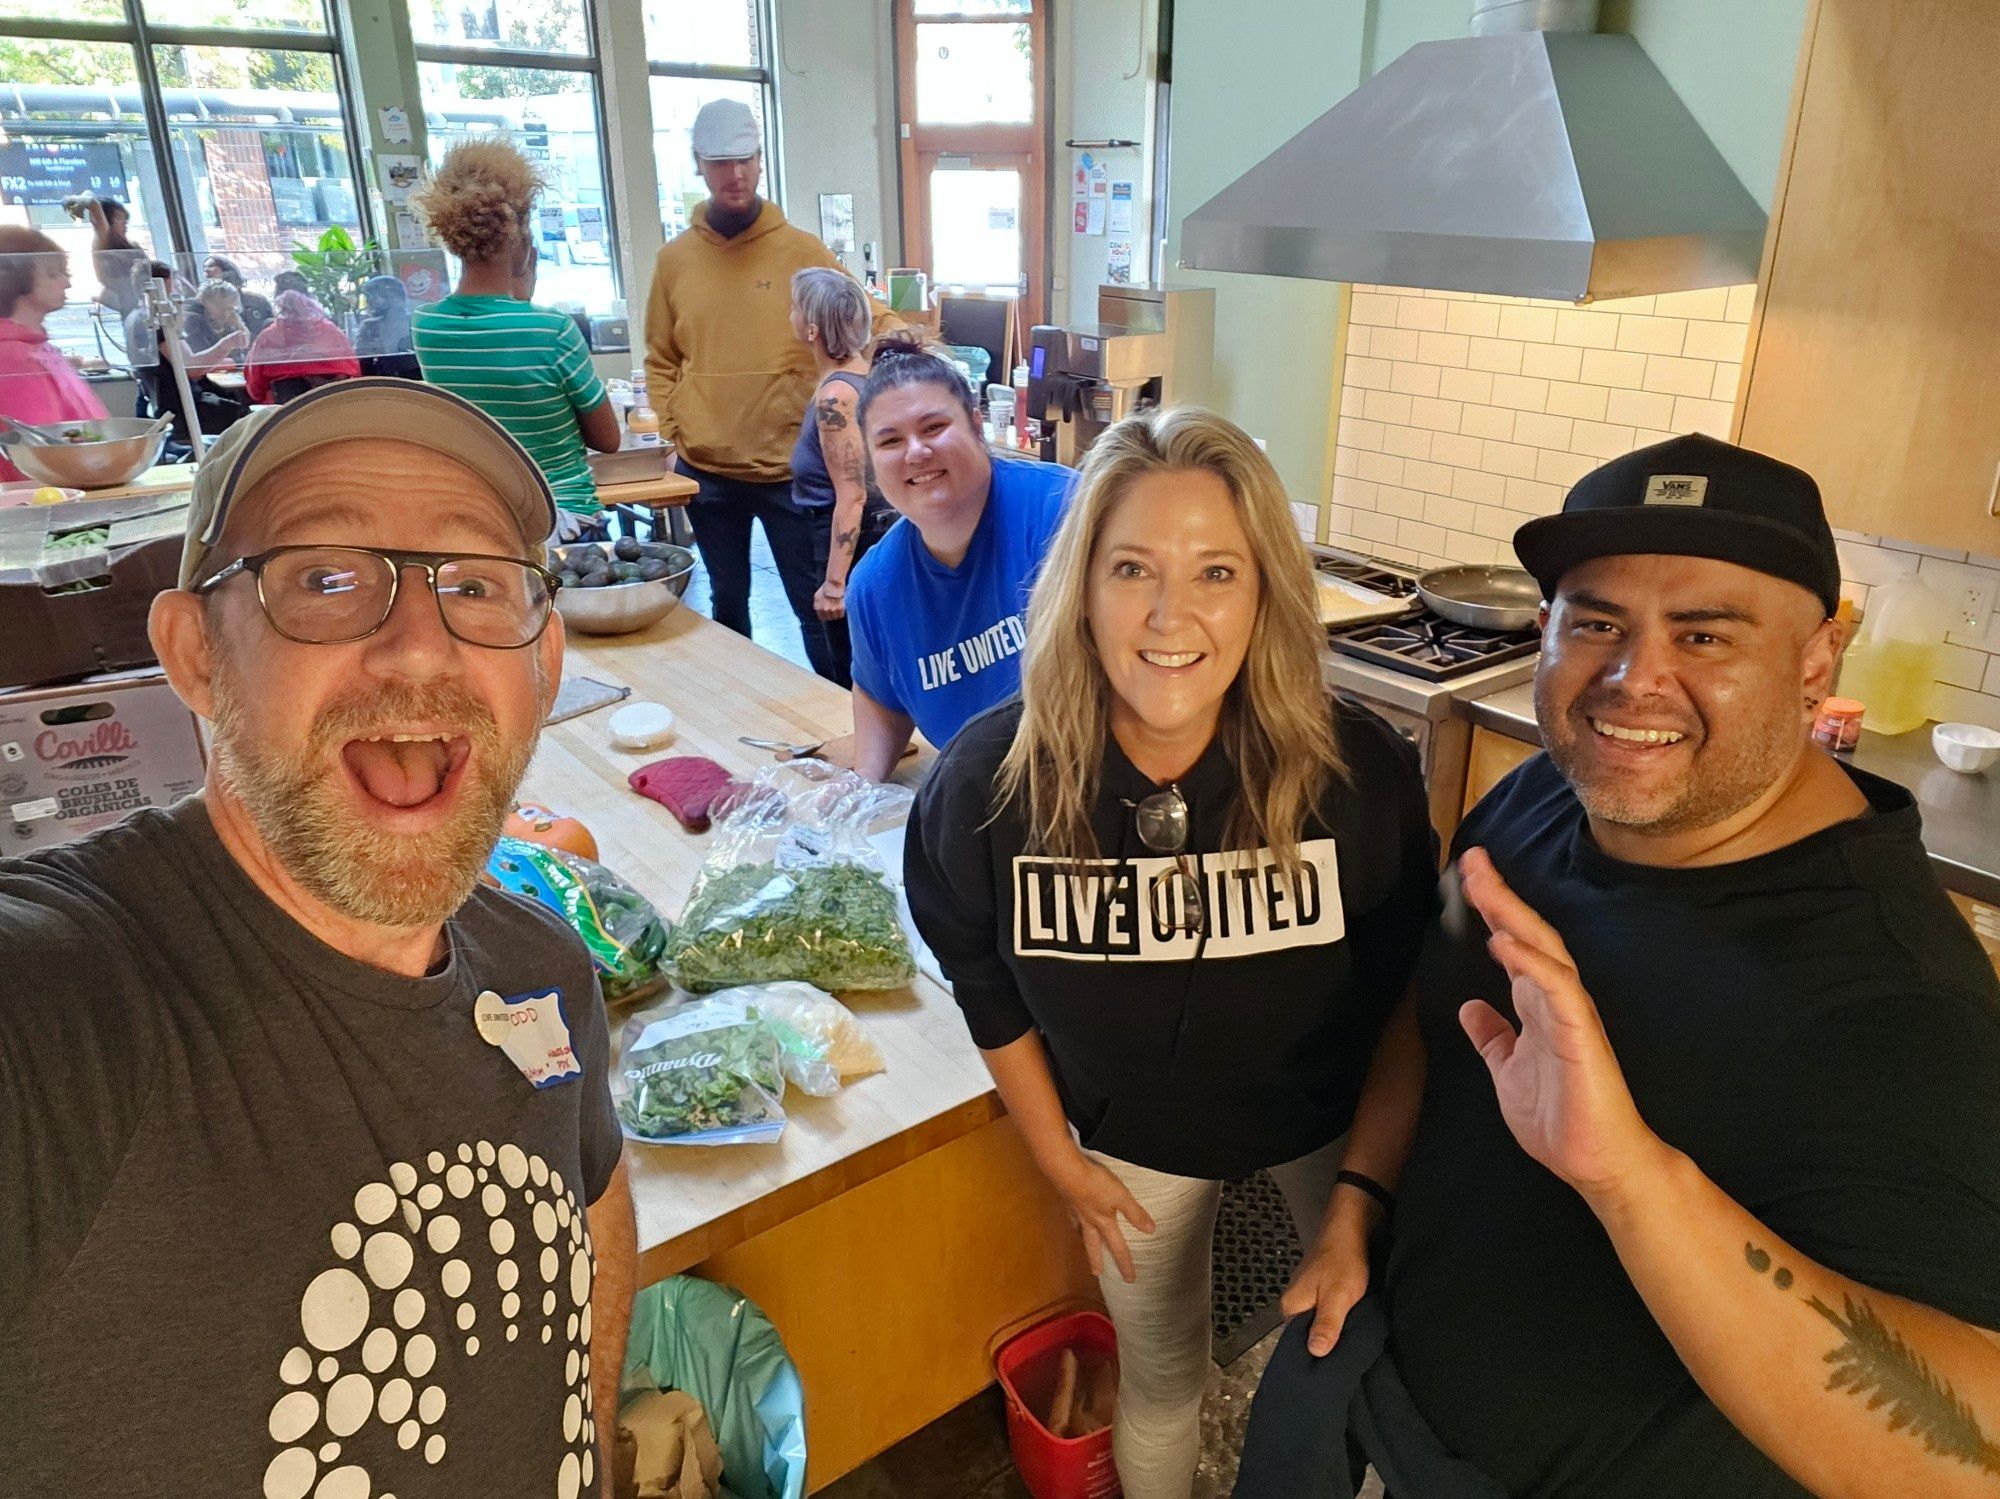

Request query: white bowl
[{"left": 1932, "top": 722, "right": 2000, "bottom": 775}]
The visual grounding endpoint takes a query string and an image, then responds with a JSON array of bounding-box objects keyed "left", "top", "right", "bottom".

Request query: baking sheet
[{"left": 1316, "top": 573, "right": 1417, "bottom": 626}]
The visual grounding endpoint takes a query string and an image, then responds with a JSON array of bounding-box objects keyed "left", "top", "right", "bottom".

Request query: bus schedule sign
[{"left": 0, "top": 142, "right": 125, "bottom": 208}]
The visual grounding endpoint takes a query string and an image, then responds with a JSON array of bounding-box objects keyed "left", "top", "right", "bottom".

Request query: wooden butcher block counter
[{"left": 516, "top": 606, "right": 1091, "bottom": 1488}]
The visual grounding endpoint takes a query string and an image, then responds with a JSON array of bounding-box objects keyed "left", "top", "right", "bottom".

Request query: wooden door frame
[{"left": 893, "top": 0, "right": 1050, "bottom": 334}]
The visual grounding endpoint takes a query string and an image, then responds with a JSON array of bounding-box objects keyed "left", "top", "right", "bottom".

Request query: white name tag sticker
[
  {"left": 474, "top": 988, "right": 582, "bottom": 1089},
  {"left": 1643, "top": 473, "right": 1708, "bottom": 506}
]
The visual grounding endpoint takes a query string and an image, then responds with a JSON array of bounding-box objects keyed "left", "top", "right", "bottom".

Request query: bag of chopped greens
[
  {"left": 487, "top": 836, "right": 672, "bottom": 1004},
  {"left": 615, "top": 993, "right": 787, "bottom": 1146},
  {"left": 704, "top": 981, "right": 885, "bottom": 1097},
  {"left": 663, "top": 761, "right": 916, "bottom": 994}
]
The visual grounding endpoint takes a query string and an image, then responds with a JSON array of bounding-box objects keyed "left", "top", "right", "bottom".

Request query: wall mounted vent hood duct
[{"left": 1178, "top": 1, "right": 1768, "bottom": 302}]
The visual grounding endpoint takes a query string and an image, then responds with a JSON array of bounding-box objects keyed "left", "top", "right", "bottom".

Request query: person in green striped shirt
[{"left": 410, "top": 140, "right": 621, "bottom": 530}]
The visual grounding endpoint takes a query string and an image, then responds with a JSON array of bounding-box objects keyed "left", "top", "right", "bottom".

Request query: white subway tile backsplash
[
  {"left": 1382, "top": 425, "right": 1435, "bottom": 460},
  {"left": 1580, "top": 348, "right": 1649, "bottom": 387},
  {"left": 1605, "top": 387, "right": 1676, "bottom": 429},
  {"left": 1408, "top": 396, "right": 1465, "bottom": 433},
  {"left": 1671, "top": 396, "right": 1735, "bottom": 437},
  {"left": 1615, "top": 314, "right": 1689, "bottom": 356},
  {"left": 1459, "top": 404, "right": 1518, "bottom": 442},
  {"left": 1553, "top": 308, "right": 1619, "bottom": 349},
  {"left": 1444, "top": 301, "right": 1503, "bottom": 338},
  {"left": 1430, "top": 431, "right": 1486, "bottom": 467},
  {"left": 1327, "top": 282, "right": 1999, "bottom": 729},
  {"left": 1396, "top": 297, "right": 1450, "bottom": 331},
  {"left": 1681, "top": 319, "right": 1749, "bottom": 363},
  {"left": 1498, "top": 304, "right": 1559, "bottom": 342},
  {"left": 1417, "top": 331, "right": 1472, "bottom": 367},
  {"left": 1546, "top": 381, "right": 1611, "bottom": 422},
  {"left": 1513, "top": 411, "right": 1576, "bottom": 450},
  {"left": 1467, "top": 338, "right": 1527, "bottom": 374},
  {"left": 1371, "top": 326, "right": 1422, "bottom": 362},
  {"left": 1521, "top": 343, "right": 1586, "bottom": 383},
  {"left": 1641, "top": 355, "right": 1718, "bottom": 398},
  {"left": 1391, "top": 362, "right": 1443, "bottom": 398},
  {"left": 1292, "top": 501, "right": 1321, "bottom": 540},
  {"left": 1652, "top": 287, "right": 1732, "bottom": 320}
]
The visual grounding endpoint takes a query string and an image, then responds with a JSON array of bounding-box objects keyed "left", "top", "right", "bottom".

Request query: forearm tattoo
[{"left": 1745, "top": 1242, "right": 2000, "bottom": 1474}]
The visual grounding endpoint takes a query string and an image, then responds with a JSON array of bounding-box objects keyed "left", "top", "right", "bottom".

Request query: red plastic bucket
[{"left": 994, "top": 1308, "right": 1121, "bottom": 1499}]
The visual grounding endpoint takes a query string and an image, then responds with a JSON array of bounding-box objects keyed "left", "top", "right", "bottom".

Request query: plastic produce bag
[
  {"left": 706, "top": 981, "right": 886, "bottom": 1097},
  {"left": 663, "top": 761, "right": 916, "bottom": 994},
  {"left": 487, "top": 836, "right": 672, "bottom": 1004},
  {"left": 615, "top": 993, "right": 787, "bottom": 1146},
  {"left": 622, "top": 1277, "right": 806, "bottom": 1499}
]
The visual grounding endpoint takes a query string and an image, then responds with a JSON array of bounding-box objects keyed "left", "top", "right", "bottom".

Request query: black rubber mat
[{"left": 1211, "top": 1170, "right": 1303, "bottom": 1366}]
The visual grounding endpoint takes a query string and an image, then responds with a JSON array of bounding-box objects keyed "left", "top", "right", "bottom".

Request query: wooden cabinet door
[
  {"left": 1736, "top": 0, "right": 2000, "bottom": 556},
  {"left": 1464, "top": 727, "right": 1539, "bottom": 817}
]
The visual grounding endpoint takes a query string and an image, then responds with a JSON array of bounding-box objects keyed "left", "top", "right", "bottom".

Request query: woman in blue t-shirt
[{"left": 846, "top": 336, "right": 1074, "bottom": 778}]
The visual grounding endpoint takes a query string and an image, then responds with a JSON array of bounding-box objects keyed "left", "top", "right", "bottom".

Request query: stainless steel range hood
[{"left": 1178, "top": 0, "right": 1767, "bottom": 303}]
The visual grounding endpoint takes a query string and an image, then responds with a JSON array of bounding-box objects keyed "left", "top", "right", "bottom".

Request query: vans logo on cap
[{"left": 1643, "top": 474, "right": 1708, "bottom": 507}]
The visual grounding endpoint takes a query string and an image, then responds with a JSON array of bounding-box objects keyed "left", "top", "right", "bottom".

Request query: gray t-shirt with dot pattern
[{"left": 0, "top": 797, "right": 624, "bottom": 1497}]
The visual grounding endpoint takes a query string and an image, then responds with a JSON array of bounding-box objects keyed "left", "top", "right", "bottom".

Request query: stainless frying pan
[{"left": 1416, "top": 565, "right": 1544, "bottom": 632}]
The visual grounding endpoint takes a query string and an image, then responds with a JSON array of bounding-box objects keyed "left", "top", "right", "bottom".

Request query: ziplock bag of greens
[
  {"left": 663, "top": 761, "right": 917, "bottom": 994},
  {"left": 487, "top": 836, "right": 672, "bottom": 1004},
  {"left": 615, "top": 993, "right": 787, "bottom": 1146},
  {"left": 702, "top": 982, "right": 887, "bottom": 1097}
]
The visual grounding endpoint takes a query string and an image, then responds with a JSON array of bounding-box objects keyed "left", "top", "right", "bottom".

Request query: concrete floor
[{"left": 680, "top": 523, "right": 818, "bottom": 676}]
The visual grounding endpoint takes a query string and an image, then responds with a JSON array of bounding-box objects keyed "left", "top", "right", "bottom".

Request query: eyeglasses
[
  {"left": 1130, "top": 786, "right": 1204, "bottom": 936},
  {"left": 193, "top": 545, "right": 559, "bottom": 650}
]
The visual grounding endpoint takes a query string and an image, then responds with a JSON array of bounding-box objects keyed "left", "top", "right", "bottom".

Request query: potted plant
[{"left": 287, "top": 225, "right": 384, "bottom": 328}]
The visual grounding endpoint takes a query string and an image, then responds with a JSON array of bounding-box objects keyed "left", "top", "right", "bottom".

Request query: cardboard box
[
  {"left": 0, "top": 499, "right": 188, "bottom": 690},
  {"left": 0, "top": 668, "right": 206, "bottom": 857}
]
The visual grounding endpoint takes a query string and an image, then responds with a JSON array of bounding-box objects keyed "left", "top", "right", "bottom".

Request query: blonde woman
[{"left": 905, "top": 406, "right": 1439, "bottom": 1499}]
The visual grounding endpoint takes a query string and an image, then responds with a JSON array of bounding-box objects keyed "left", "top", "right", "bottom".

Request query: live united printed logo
[
  {"left": 916, "top": 613, "right": 1029, "bottom": 693},
  {"left": 1011, "top": 839, "right": 1346, "bottom": 962}
]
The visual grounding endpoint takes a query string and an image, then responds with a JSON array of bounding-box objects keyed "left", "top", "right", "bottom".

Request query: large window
[
  {"left": 644, "top": 0, "right": 774, "bottom": 242},
  {"left": 411, "top": 0, "right": 617, "bottom": 321},
  {"left": 0, "top": 0, "right": 366, "bottom": 362}
]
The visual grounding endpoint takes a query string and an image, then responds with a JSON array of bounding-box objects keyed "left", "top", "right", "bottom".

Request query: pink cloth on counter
[{"left": 0, "top": 318, "right": 110, "bottom": 481}]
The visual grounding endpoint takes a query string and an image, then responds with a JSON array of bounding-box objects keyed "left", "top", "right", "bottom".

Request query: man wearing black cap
[
  {"left": 0, "top": 381, "right": 635, "bottom": 1497},
  {"left": 1274, "top": 435, "right": 2000, "bottom": 1497}
]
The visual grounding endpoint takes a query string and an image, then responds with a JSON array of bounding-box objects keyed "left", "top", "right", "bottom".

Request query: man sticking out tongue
[{"left": 0, "top": 379, "right": 637, "bottom": 1499}]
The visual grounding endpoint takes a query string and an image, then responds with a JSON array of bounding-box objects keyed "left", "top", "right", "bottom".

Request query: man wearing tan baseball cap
[{"left": 0, "top": 378, "right": 636, "bottom": 1497}]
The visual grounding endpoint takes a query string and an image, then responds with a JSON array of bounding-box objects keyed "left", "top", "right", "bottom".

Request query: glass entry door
[{"left": 896, "top": 1, "right": 1046, "bottom": 333}]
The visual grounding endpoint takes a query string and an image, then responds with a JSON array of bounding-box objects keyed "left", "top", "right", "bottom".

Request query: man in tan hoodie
[{"left": 645, "top": 99, "right": 893, "bottom": 675}]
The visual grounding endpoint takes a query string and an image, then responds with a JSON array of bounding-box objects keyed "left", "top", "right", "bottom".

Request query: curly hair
[{"left": 411, "top": 138, "right": 543, "bottom": 263}]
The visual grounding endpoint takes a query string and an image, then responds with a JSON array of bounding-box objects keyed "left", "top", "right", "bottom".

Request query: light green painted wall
[
  {"left": 1606, "top": 0, "right": 1810, "bottom": 209},
  {"left": 1165, "top": 0, "right": 1370, "bottom": 516}
]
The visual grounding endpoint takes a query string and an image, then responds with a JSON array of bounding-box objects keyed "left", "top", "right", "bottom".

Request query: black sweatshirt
[{"left": 904, "top": 695, "right": 1440, "bottom": 1180}]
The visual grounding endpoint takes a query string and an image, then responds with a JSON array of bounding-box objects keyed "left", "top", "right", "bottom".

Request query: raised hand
[{"left": 1455, "top": 847, "right": 1667, "bottom": 1202}]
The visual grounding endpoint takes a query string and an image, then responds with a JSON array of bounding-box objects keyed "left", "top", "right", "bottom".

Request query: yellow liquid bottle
[{"left": 1837, "top": 576, "right": 1949, "bottom": 736}]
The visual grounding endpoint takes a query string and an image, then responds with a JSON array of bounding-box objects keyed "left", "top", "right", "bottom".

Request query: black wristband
[{"left": 1336, "top": 1169, "right": 1395, "bottom": 1216}]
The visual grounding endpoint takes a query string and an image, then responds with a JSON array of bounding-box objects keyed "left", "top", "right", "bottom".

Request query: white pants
[{"left": 1089, "top": 1138, "right": 1346, "bottom": 1499}]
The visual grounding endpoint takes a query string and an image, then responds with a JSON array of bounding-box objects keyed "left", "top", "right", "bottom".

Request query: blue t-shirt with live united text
[{"left": 847, "top": 455, "right": 1074, "bottom": 750}]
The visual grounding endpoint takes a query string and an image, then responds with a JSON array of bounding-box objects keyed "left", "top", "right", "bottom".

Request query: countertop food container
[
  {"left": 1, "top": 417, "right": 170, "bottom": 490},
  {"left": 551, "top": 542, "right": 695, "bottom": 635}
]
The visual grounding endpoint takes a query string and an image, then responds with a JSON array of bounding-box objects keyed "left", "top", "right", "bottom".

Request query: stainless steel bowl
[
  {"left": 551, "top": 542, "right": 696, "bottom": 636},
  {"left": 2, "top": 417, "right": 170, "bottom": 490}
]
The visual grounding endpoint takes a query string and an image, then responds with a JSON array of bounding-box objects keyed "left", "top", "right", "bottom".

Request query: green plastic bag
[{"left": 621, "top": 1276, "right": 807, "bottom": 1499}]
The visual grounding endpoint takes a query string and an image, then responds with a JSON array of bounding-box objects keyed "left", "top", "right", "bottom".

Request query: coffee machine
[{"left": 1026, "top": 285, "right": 1215, "bottom": 466}]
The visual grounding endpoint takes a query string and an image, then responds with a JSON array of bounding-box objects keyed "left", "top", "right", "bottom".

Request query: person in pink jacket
[{"left": 0, "top": 226, "right": 108, "bottom": 480}]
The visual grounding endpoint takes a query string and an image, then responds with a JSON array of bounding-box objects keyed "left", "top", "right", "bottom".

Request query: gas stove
[
  {"left": 1310, "top": 545, "right": 1422, "bottom": 602},
  {"left": 1331, "top": 611, "right": 1542, "bottom": 681},
  {"left": 1310, "top": 545, "right": 1541, "bottom": 682}
]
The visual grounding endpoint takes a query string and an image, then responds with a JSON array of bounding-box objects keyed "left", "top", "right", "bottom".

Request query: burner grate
[
  {"left": 1311, "top": 549, "right": 1421, "bottom": 600},
  {"left": 1331, "top": 609, "right": 1540, "bottom": 680}
]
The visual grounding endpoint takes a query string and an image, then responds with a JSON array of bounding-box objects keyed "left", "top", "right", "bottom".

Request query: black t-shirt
[
  {"left": 0, "top": 799, "right": 624, "bottom": 1497},
  {"left": 906, "top": 695, "right": 1440, "bottom": 1180},
  {"left": 1386, "top": 752, "right": 2000, "bottom": 1498}
]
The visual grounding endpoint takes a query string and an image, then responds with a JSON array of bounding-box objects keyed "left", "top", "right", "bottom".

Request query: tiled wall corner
[{"left": 1324, "top": 284, "right": 2000, "bottom": 727}]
